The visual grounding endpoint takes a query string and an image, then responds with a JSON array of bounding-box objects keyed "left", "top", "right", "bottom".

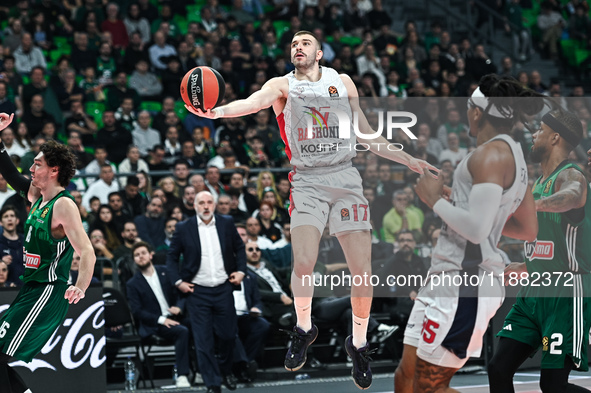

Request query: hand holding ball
[{"left": 180, "top": 66, "right": 225, "bottom": 116}]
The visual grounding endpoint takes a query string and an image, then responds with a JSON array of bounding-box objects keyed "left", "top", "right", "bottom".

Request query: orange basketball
[{"left": 180, "top": 66, "right": 225, "bottom": 112}]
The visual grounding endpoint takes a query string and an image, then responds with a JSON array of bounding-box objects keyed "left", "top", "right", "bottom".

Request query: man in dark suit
[
  {"left": 167, "top": 191, "right": 246, "bottom": 393},
  {"left": 232, "top": 268, "right": 269, "bottom": 382},
  {"left": 127, "top": 242, "right": 191, "bottom": 388},
  {"left": 245, "top": 240, "right": 294, "bottom": 326}
]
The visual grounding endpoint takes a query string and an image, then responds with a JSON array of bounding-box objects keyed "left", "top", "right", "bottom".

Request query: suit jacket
[
  {"left": 127, "top": 265, "right": 185, "bottom": 338},
  {"left": 166, "top": 214, "right": 246, "bottom": 285},
  {"left": 247, "top": 261, "right": 290, "bottom": 305},
  {"left": 241, "top": 270, "right": 264, "bottom": 311}
]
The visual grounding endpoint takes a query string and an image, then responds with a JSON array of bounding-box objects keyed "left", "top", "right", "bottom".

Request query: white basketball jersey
[
  {"left": 430, "top": 134, "right": 529, "bottom": 276},
  {"left": 277, "top": 67, "right": 357, "bottom": 170}
]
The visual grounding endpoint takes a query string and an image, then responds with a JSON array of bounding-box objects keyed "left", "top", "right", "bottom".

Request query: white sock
[
  {"left": 292, "top": 273, "right": 314, "bottom": 332},
  {"left": 352, "top": 314, "right": 369, "bottom": 349}
]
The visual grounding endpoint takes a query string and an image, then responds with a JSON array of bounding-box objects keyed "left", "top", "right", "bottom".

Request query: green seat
[
  {"left": 50, "top": 49, "right": 64, "bottom": 63},
  {"left": 54, "top": 36, "right": 70, "bottom": 49},
  {"left": 273, "top": 20, "right": 291, "bottom": 41},
  {"left": 187, "top": 5, "right": 202, "bottom": 23},
  {"left": 560, "top": 40, "right": 582, "bottom": 66},
  {"left": 177, "top": 18, "right": 188, "bottom": 34},
  {"left": 575, "top": 49, "right": 591, "bottom": 67},
  {"left": 175, "top": 101, "right": 188, "bottom": 121},
  {"left": 140, "top": 101, "right": 162, "bottom": 113},
  {"left": 85, "top": 101, "right": 106, "bottom": 128},
  {"left": 340, "top": 35, "right": 363, "bottom": 47}
]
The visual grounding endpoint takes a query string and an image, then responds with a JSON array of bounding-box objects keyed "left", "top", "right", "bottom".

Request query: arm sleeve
[
  {"left": 0, "top": 145, "right": 31, "bottom": 197},
  {"left": 433, "top": 183, "right": 503, "bottom": 244}
]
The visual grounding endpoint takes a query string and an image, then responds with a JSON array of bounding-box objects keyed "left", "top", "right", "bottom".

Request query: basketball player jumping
[
  {"left": 0, "top": 113, "right": 95, "bottom": 393},
  {"left": 187, "top": 30, "right": 437, "bottom": 389},
  {"left": 488, "top": 109, "right": 591, "bottom": 393},
  {"left": 394, "top": 75, "right": 543, "bottom": 393}
]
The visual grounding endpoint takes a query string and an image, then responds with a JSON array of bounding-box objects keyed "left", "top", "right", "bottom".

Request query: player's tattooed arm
[{"left": 535, "top": 168, "right": 587, "bottom": 213}]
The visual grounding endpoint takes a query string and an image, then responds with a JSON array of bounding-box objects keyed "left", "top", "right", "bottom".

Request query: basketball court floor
[{"left": 107, "top": 368, "right": 591, "bottom": 392}]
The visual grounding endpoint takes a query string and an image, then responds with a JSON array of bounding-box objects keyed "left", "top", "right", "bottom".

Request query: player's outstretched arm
[
  {"left": 185, "top": 77, "right": 287, "bottom": 119},
  {"left": 502, "top": 184, "right": 538, "bottom": 242},
  {"left": 55, "top": 197, "right": 96, "bottom": 304},
  {"left": 0, "top": 113, "right": 39, "bottom": 203},
  {"left": 535, "top": 168, "right": 587, "bottom": 213},
  {"left": 339, "top": 75, "right": 439, "bottom": 176}
]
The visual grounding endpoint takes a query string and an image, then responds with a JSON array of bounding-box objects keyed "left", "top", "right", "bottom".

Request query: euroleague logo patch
[
  {"left": 328, "top": 86, "right": 339, "bottom": 97},
  {"left": 341, "top": 208, "right": 350, "bottom": 221}
]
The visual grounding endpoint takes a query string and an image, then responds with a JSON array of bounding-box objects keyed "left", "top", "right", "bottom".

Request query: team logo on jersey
[
  {"left": 41, "top": 207, "right": 50, "bottom": 219},
  {"left": 341, "top": 208, "right": 350, "bottom": 221},
  {"left": 542, "top": 336, "right": 549, "bottom": 351},
  {"left": 328, "top": 86, "right": 339, "bottom": 97},
  {"left": 524, "top": 240, "right": 555, "bottom": 261},
  {"left": 543, "top": 180, "right": 553, "bottom": 194},
  {"left": 24, "top": 252, "right": 41, "bottom": 269}
]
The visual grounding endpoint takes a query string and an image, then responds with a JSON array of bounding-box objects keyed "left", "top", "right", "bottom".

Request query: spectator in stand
[
  {"left": 96, "top": 111, "right": 133, "bottom": 165},
  {"left": 146, "top": 145, "right": 170, "bottom": 183},
  {"left": 216, "top": 194, "right": 232, "bottom": 215},
  {"left": 120, "top": 175, "right": 148, "bottom": 218},
  {"left": 0, "top": 82, "right": 17, "bottom": 116},
  {"left": 129, "top": 59, "right": 163, "bottom": 101},
  {"left": 136, "top": 171, "right": 153, "bottom": 198},
  {"left": 90, "top": 228, "right": 115, "bottom": 271},
  {"left": 0, "top": 206, "right": 24, "bottom": 286},
  {"left": 181, "top": 186, "right": 197, "bottom": 218},
  {"left": 91, "top": 204, "right": 122, "bottom": 251},
  {"left": 537, "top": 1, "right": 566, "bottom": 60},
  {"left": 0, "top": 261, "right": 16, "bottom": 288},
  {"left": 118, "top": 145, "right": 150, "bottom": 187},
  {"left": 263, "top": 222, "right": 292, "bottom": 268},
  {"left": 256, "top": 201, "right": 283, "bottom": 243},
  {"left": 3, "top": 20, "right": 25, "bottom": 54},
  {"left": 83, "top": 163, "right": 120, "bottom": 208},
  {"left": 466, "top": 44, "right": 497, "bottom": 80},
  {"left": 177, "top": 41, "right": 198, "bottom": 75},
  {"left": 244, "top": 240, "right": 292, "bottom": 326},
  {"left": 69, "top": 252, "right": 100, "bottom": 286},
  {"left": 134, "top": 196, "right": 166, "bottom": 249},
  {"left": 228, "top": 171, "right": 258, "bottom": 214},
  {"left": 161, "top": 111, "right": 189, "bottom": 143},
  {"left": 436, "top": 109, "right": 471, "bottom": 149},
  {"left": 149, "top": 31, "right": 177, "bottom": 73},
  {"left": 114, "top": 97, "right": 137, "bottom": 133},
  {"left": 133, "top": 111, "right": 161, "bottom": 157},
  {"left": 108, "top": 192, "right": 132, "bottom": 232},
  {"left": 122, "top": 31, "right": 151, "bottom": 74},
  {"left": 152, "top": 97, "right": 175, "bottom": 135},
  {"left": 504, "top": 0, "right": 533, "bottom": 61},
  {"left": 83, "top": 145, "right": 118, "bottom": 185},
  {"left": 112, "top": 221, "right": 140, "bottom": 283},
  {"left": 528, "top": 70, "right": 548, "bottom": 95},
  {"left": 160, "top": 56, "right": 184, "bottom": 101},
  {"left": 204, "top": 165, "right": 226, "bottom": 202},
  {"left": 245, "top": 217, "right": 274, "bottom": 250},
  {"left": 439, "top": 133, "right": 468, "bottom": 167},
  {"left": 124, "top": 4, "right": 151, "bottom": 44},
  {"left": 172, "top": 159, "right": 190, "bottom": 193},
  {"left": 21, "top": 94, "right": 56, "bottom": 139},
  {"left": 96, "top": 42, "right": 118, "bottom": 86},
  {"left": 137, "top": 0, "right": 159, "bottom": 24},
  {"left": 65, "top": 100, "right": 97, "bottom": 147},
  {"left": 163, "top": 127, "right": 182, "bottom": 166},
  {"left": 106, "top": 72, "right": 141, "bottom": 113},
  {"left": 13, "top": 33, "right": 47, "bottom": 75},
  {"left": 66, "top": 131, "right": 93, "bottom": 171},
  {"left": 0, "top": 127, "right": 27, "bottom": 157},
  {"left": 180, "top": 141, "right": 201, "bottom": 169},
  {"left": 382, "top": 190, "right": 423, "bottom": 243},
  {"left": 127, "top": 241, "right": 192, "bottom": 388},
  {"left": 190, "top": 174, "right": 209, "bottom": 194}
]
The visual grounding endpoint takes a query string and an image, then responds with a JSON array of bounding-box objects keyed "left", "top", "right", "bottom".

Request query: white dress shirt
[
  {"left": 193, "top": 216, "right": 228, "bottom": 287},
  {"left": 247, "top": 262, "right": 287, "bottom": 296},
  {"left": 143, "top": 270, "right": 171, "bottom": 325}
]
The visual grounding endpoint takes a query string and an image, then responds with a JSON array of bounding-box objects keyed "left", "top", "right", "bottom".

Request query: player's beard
[
  {"left": 529, "top": 144, "right": 546, "bottom": 163},
  {"left": 293, "top": 53, "right": 315, "bottom": 70}
]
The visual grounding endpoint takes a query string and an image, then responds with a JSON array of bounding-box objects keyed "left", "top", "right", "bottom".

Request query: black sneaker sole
[
  {"left": 284, "top": 329, "right": 318, "bottom": 372},
  {"left": 345, "top": 338, "right": 372, "bottom": 390}
]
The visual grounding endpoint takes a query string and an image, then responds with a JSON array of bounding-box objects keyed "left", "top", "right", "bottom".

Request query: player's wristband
[{"left": 214, "top": 108, "right": 224, "bottom": 118}]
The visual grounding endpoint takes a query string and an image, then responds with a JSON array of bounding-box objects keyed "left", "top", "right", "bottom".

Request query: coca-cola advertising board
[{"left": 0, "top": 286, "right": 106, "bottom": 393}]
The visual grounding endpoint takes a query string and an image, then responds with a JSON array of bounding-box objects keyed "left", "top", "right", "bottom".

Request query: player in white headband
[{"left": 394, "top": 74, "right": 546, "bottom": 393}]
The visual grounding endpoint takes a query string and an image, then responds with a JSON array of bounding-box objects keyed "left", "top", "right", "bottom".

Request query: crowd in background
[{"left": 1, "top": 0, "right": 591, "bottom": 377}]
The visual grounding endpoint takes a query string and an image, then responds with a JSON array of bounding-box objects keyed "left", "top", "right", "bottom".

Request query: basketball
[{"left": 180, "top": 66, "right": 225, "bottom": 112}]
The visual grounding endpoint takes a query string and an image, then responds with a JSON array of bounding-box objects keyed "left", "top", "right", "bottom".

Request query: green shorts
[
  {"left": 0, "top": 281, "right": 69, "bottom": 362},
  {"left": 498, "top": 294, "right": 591, "bottom": 371}
]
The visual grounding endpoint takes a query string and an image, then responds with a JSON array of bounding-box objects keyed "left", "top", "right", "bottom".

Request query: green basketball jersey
[
  {"left": 522, "top": 162, "right": 591, "bottom": 297},
  {"left": 22, "top": 191, "right": 75, "bottom": 284}
]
